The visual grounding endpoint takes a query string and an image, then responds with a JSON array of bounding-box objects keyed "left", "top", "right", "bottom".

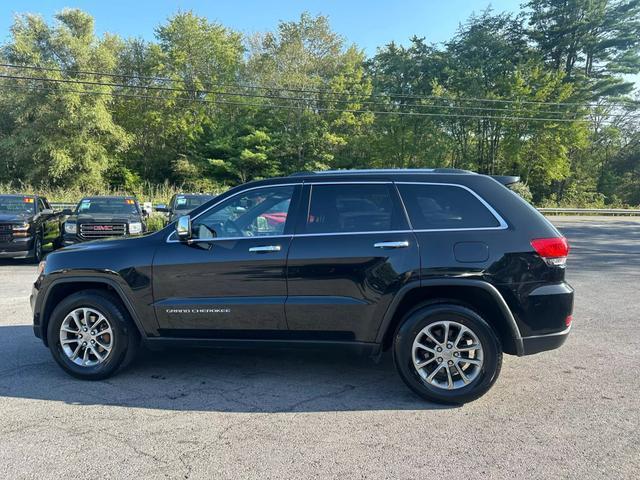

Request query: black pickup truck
[
  {"left": 61, "top": 196, "right": 147, "bottom": 246},
  {"left": 0, "top": 194, "right": 64, "bottom": 262},
  {"left": 155, "top": 193, "right": 216, "bottom": 223}
]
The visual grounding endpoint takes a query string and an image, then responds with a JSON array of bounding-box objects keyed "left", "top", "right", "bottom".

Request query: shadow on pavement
[{"left": 0, "top": 325, "right": 453, "bottom": 413}]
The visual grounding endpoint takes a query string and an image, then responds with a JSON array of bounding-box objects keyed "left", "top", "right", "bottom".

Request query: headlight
[
  {"left": 129, "top": 222, "right": 142, "bottom": 234},
  {"left": 37, "top": 260, "right": 46, "bottom": 277},
  {"left": 12, "top": 223, "right": 29, "bottom": 231},
  {"left": 64, "top": 222, "right": 77, "bottom": 234}
]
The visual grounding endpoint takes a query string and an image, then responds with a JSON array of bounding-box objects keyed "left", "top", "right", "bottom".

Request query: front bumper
[
  {"left": 62, "top": 234, "right": 81, "bottom": 246},
  {"left": 31, "top": 276, "right": 45, "bottom": 341},
  {"left": 0, "top": 237, "right": 34, "bottom": 259}
]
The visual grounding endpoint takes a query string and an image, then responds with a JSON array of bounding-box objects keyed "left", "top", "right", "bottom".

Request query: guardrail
[
  {"left": 538, "top": 208, "right": 640, "bottom": 216},
  {"left": 50, "top": 203, "right": 76, "bottom": 210}
]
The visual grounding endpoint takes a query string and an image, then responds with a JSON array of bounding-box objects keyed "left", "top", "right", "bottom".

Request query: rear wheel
[
  {"left": 393, "top": 304, "right": 502, "bottom": 404},
  {"left": 47, "top": 290, "right": 139, "bottom": 380}
]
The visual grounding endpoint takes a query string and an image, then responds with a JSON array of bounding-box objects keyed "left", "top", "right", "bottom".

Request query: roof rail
[
  {"left": 288, "top": 168, "right": 520, "bottom": 185},
  {"left": 289, "top": 168, "right": 472, "bottom": 176}
]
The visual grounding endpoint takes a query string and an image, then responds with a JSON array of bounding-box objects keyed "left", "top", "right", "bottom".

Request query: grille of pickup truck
[
  {"left": 0, "top": 224, "right": 12, "bottom": 242},
  {"left": 79, "top": 222, "right": 127, "bottom": 239}
]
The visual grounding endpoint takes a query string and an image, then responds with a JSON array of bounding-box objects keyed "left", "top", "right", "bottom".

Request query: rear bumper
[
  {"left": 508, "top": 281, "right": 574, "bottom": 356},
  {"left": 521, "top": 325, "right": 571, "bottom": 355}
]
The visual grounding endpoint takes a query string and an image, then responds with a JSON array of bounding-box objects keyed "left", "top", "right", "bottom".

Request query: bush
[
  {"left": 508, "top": 182, "right": 533, "bottom": 203},
  {"left": 146, "top": 214, "right": 166, "bottom": 232}
]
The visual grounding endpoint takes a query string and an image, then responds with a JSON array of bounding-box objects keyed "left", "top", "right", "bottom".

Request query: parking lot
[{"left": 0, "top": 216, "right": 638, "bottom": 479}]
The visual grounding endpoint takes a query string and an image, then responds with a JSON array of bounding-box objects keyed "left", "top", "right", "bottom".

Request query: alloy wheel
[
  {"left": 59, "top": 307, "right": 114, "bottom": 367},
  {"left": 412, "top": 320, "right": 484, "bottom": 390}
]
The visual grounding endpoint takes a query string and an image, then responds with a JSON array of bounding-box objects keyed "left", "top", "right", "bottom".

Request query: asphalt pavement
[{"left": 0, "top": 216, "right": 638, "bottom": 479}]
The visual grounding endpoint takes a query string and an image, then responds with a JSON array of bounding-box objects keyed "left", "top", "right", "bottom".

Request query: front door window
[{"left": 192, "top": 186, "right": 295, "bottom": 239}]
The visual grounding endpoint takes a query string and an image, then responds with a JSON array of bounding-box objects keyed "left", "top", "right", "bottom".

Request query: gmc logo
[{"left": 92, "top": 225, "right": 113, "bottom": 231}]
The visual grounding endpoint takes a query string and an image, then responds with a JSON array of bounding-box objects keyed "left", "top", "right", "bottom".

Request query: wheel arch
[
  {"left": 40, "top": 277, "right": 145, "bottom": 347},
  {"left": 377, "top": 279, "right": 524, "bottom": 355}
]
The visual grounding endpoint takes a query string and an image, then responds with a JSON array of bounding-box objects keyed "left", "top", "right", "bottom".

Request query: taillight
[{"left": 531, "top": 237, "right": 570, "bottom": 267}]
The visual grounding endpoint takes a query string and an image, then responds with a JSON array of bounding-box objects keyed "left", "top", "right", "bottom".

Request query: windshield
[
  {"left": 76, "top": 198, "right": 139, "bottom": 215},
  {"left": 174, "top": 195, "right": 213, "bottom": 211},
  {"left": 0, "top": 196, "right": 36, "bottom": 215}
]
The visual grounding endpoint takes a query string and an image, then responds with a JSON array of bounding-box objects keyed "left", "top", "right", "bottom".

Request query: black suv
[
  {"left": 61, "top": 196, "right": 147, "bottom": 245},
  {"left": 0, "top": 194, "right": 64, "bottom": 262},
  {"left": 155, "top": 193, "right": 216, "bottom": 223},
  {"left": 31, "top": 169, "right": 573, "bottom": 404}
]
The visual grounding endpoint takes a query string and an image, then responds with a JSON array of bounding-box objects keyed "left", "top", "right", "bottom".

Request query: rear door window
[
  {"left": 304, "top": 183, "right": 407, "bottom": 234},
  {"left": 397, "top": 183, "right": 502, "bottom": 230}
]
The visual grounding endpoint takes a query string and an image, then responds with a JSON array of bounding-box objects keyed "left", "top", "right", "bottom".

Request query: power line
[
  {"left": 1, "top": 62, "right": 636, "bottom": 110},
  {"left": 0, "top": 72, "right": 598, "bottom": 118},
  {"left": 2, "top": 71, "right": 636, "bottom": 120},
  {"left": 2, "top": 79, "right": 636, "bottom": 125}
]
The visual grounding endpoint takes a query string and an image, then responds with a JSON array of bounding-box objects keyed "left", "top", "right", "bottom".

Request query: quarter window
[
  {"left": 398, "top": 184, "right": 501, "bottom": 230},
  {"left": 305, "top": 184, "right": 406, "bottom": 234},
  {"left": 192, "top": 186, "right": 294, "bottom": 239}
]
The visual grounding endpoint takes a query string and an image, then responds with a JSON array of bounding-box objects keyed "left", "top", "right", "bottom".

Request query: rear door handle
[
  {"left": 248, "top": 245, "right": 282, "bottom": 253},
  {"left": 374, "top": 241, "right": 410, "bottom": 249}
]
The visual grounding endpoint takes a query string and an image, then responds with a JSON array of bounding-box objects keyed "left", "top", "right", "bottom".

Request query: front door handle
[
  {"left": 374, "top": 241, "right": 410, "bottom": 249},
  {"left": 249, "top": 245, "right": 282, "bottom": 253}
]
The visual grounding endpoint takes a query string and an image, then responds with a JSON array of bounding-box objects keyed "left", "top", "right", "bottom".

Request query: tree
[
  {"left": 526, "top": 0, "right": 640, "bottom": 97},
  {"left": 245, "top": 13, "right": 373, "bottom": 173},
  {"left": 112, "top": 11, "right": 244, "bottom": 187},
  {"left": 0, "top": 9, "right": 130, "bottom": 188}
]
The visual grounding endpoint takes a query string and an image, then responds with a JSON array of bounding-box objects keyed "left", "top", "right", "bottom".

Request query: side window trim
[
  {"left": 166, "top": 183, "right": 301, "bottom": 243},
  {"left": 395, "top": 181, "right": 508, "bottom": 232}
]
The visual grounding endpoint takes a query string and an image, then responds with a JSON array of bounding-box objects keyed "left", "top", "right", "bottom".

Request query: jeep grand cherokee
[{"left": 31, "top": 169, "right": 573, "bottom": 404}]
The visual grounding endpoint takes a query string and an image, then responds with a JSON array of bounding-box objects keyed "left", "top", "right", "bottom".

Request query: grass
[{"left": 0, "top": 182, "right": 227, "bottom": 205}]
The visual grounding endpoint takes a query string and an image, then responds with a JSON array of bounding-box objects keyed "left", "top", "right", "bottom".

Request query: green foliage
[
  {"left": 509, "top": 182, "right": 534, "bottom": 203},
  {"left": 0, "top": 6, "right": 639, "bottom": 208},
  {"left": 145, "top": 213, "right": 166, "bottom": 232},
  {"left": 0, "top": 9, "right": 130, "bottom": 188}
]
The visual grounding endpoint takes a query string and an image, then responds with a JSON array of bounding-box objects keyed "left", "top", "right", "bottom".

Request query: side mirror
[
  {"left": 41, "top": 208, "right": 54, "bottom": 215},
  {"left": 61, "top": 208, "right": 73, "bottom": 216},
  {"left": 155, "top": 204, "right": 168, "bottom": 212},
  {"left": 175, "top": 215, "right": 191, "bottom": 241}
]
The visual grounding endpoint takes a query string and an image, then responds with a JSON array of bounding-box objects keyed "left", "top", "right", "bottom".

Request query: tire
[
  {"left": 393, "top": 304, "right": 502, "bottom": 404},
  {"left": 31, "top": 233, "right": 43, "bottom": 263},
  {"left": 46, "top": 289, "right": 140, "bottom": 380}
]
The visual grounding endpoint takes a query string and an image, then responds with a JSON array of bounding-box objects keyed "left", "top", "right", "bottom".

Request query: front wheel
[
  {"left": 393, "top": 304, "right": 502, "bottom": 404},
  {"left": 46, "top": 290, "right": 139, "bottom": 380},
  {"left": 31, "top": 233, "right": 43, "bottom": 263}
]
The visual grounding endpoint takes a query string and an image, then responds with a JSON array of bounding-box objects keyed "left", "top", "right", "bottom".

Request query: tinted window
[
  {"left": 0, "top": 196, "right": 36, "bottom": 214},
  {"left": 305, "top": 184, "right": 405, "bottom": 234},
  {"left": 174, "top": 195, "right": 214, "bottom": 212},
  {"left": 193, "top": 186, "right": 294, "bottom": 239},
  {"left": 398, "top": 184, "right": 500, "bottom": 230},
  {"left": 76, "top": 198, "right": 139, "bottom": 215}
]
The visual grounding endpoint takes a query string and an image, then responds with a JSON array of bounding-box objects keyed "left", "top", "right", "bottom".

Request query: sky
[
  {"left": 0, "top": 0, "right": 637, "bottom": 87},
  {"left": 0, "top": 0, "right": 524, "bottom": 55}
]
